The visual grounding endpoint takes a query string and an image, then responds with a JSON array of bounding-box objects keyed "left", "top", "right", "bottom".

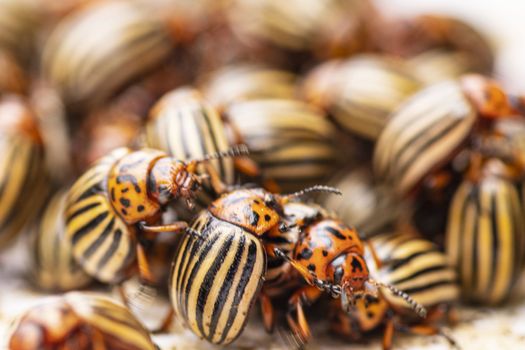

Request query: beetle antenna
[
  {"left": 367, "top": 279, "right": 427, "bottom": 318},
  {"left": 195, "top": 144, "right": 250, "bottom": 163},
  {"left": 283, "top": 185, "right": 342, "bottom": 200}
]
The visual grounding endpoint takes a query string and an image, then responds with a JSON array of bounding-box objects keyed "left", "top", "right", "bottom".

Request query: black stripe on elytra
[
  {"left": 183, "top": 231, "right": 222, "bottom": 319},
  {"left": 177, "top": 216, "right": 212, "bottom": 308},
  {"left": 200, "top": 106, "right": 226, "bottom": 179},
  {"left": 393, "top": 116, "right": 464, "bottom": 184},
  {"left": 471, "top": 191, "right": 480, "bottom": 293},
  {"left": 71, "top": 212, "right": 109, "bottom": 245},
  {"left": 386, "top": 250, "right": 438, "bottom": 272},
  {"left": 401, "top": 280, "right": 457, "bottom": 295},
  {"left": 489, "top": 191, "right": 500, "bottom": 293},
  {"left": 219, "top": 240, "right": 258, "bottom": 344},
  {"left": 325, "top": 226, "right": 347, "bottom": 240},
  {"left": 209, "top": 234, "right": 247, "bottom": 339},
  {"left": 97, "top": 228, "right": 124, "bottom": 270},
  {"left": 83, "top": 217, "right": 115, "bottom": 259},
  {"left": 116, "top": 174, "right": 141, "bottom": 193},
  {"left": 197, "top": 234, "right": 236, "bottom": 338},
  {"left": 66, "top": 202, "right": 101, "bottom": 224},
  {"left": 390, "top": 264, "right": 450, "bottom": 285}
]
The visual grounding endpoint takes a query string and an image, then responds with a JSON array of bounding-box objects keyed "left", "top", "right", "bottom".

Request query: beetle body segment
[
  {"left": 171, "top": 210, "right": 266, "bottom": 345},
  {"left": 32, "top": 189, "right": 93, "bottom": 291},
  {"left": 374, "top": 80, "right": 477, "bottom": 196},
  {"left": 65, "top": 148, "right": 136, "bottom": 283},
  {"left": 446, "top": 175, "right": 525, "bottom": 304},
  {"left": 8, "top": 292, "right": 158, "bottom": 350},
  {"left": 0, "top": 96, "right": 48, "bottom": 249}
]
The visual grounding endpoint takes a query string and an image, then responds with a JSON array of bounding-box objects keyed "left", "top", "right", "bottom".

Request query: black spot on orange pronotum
[
  {"left": 307, "top": 264, "right": 316, "bottom": 272},
  {"left": 322, "top": 250, "right": 328, "bottom": 257},
  {"left": 367, "top": 312, "right": 374, "bottom": 319},
  {"left": 120, "top": 198, "right": 131, "bottom": 208},
  {"left": 326, "top": 226, "right": 346, "bottom": 240},
  {"left": 350, "top": 256, "right": 364, "bottom": 273},
  {"left": 137, "top": 205, "right": 145, "bottom": 212},
  {"left": 264, "top": 214, "right": 271, "bottom": 222},
  {"left": 250, "top": 211, "right": 260, "bottom": 227},
  {"left": 299, "top": 248, "right": 313, "bottom": 260},
  {"left": 122, "top": 188, "right": 129, "bottom": 193}
]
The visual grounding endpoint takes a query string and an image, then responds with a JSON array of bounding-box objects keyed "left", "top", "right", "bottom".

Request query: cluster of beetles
[{"left": 1, "top": 0, "right": 524, "bottom": 349}]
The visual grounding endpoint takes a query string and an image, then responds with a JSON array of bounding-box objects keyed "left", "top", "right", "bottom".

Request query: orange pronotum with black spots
[{"left": 65, "top": 147, "right": 207, "bottom": 284}]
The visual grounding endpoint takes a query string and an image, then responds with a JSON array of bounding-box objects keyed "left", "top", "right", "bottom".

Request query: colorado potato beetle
[
  {"left": 446, "top": 162, "right": 525, "bottom": 304},
  {"left": 42, "top": 1, "right": 174, "bottom": 113},
  {"left": 8, "top": 292, "right": 158, "bottom": 350},
  {"left": 301, "top": 55, "right": 422, "bottom": 140},
  {"left": 31, "top": 189, "right": 93, "bottom": 292},
  {"left": 374, "top": 74, "right": 517, "bottom": 196},
  {"left": 320, "top": 167, "right": 403, "bottom": 237},
  {"left": 170, "top": 185, "right": 341, "bottom": 345},
  {"left": 200, "top": 64, "right": 296, "bottom": 112},
  {"left": 330, "top": 231, "right": 459, "bottom": 350},
  {"left": 226, "top": 98, "right": 343, "bottom": 192},
  {"left": 65, "top": 144, "right": 247, "bottom": 284},
  {"left": 0, "top": 95, "right": 48, "bottom": 250},
  {"left": 264, "top": 203, "right": 427, "bottom": 345}
]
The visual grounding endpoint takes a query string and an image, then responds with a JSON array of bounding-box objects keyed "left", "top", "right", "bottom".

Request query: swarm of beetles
[{"left": 1, "top": 0, "right": 524, "bottom": 349}]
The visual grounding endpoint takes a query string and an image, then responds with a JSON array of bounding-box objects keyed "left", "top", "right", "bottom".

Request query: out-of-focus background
[
  {"left": 2, "top": 1, "right": 525, "bottom": 350},
  {"left": 375, "top": 0, "right": 525, "bottom": 91}
]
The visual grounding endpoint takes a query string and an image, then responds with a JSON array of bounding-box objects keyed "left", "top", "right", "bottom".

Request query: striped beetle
[
  {"left": 226, "top": 98, "right": 343, "bottom": 192},
  {"left": 374, "top": 74, "right": 518, "bottom": 197},
  {"left": 170, "top": 185, "right": 341, "bottom": 345},
  {"left": 32, "top": 189, "right": 93, "bottom": 292},
  {"left": 446, "top": 159, "right": 525, "bottom": 304},
  {"left": 0, "top": 95, "right": 48, "bottom": 250},
  {"left": 330, "top": 231, "right": 459, "bottom": 350},
  {"left": 42, "top": 1, "right": 174, "bottom": 114},
  {"left": 8, "top": 292, "right": 158, "bottom": 350},
  {"left": 301, "top": 55, "right": 422, "bottom": 140},
  {"left": 263, "top": 203, "right": 427, "bottom": 346},
  {"left": 64, "top": 144, "right": 247, "bottom": 284},
  {"left": 200, "top": 64, "right": 296, "bottom": 113}
]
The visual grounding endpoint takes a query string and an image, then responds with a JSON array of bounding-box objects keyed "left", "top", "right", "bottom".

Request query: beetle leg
[
  {"left": 152, "top": 307, "right": 175, "bottom": 333},
  {"left": 139, "top": 221, "right": 188, "bottom": 233},
  {"left": 260, "top": 291, "right": 275, "bottom": 333},
  {"left": 203, "top": 161, "right": 229, "bottom": 195},
  {"left": 383, "top": 315, "right": 395, "bottom": 350},
  {"left": 397, "top": 324, "right": 458, "bottom": 348},
  {"left": 286, "top": 286, "right": 322, "bottom": 345},
  {"left": 117, "top": 285, "right": 130, "bottom": 307},
  {"left": 137, "top": 243, "right": 155, "bottom": 284}
]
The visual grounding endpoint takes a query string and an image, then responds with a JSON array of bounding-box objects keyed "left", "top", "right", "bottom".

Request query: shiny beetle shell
[
  {"left": 302, "top": 55, "right": 422, "bottom": 139},
  {"left": 228, "top": 0, "right": 373, "bottom": 56},
  {"left": 146, "top": 87, "right": 235, "bottom": 201},
  {"left": 170, "top": 210, "right": 266, "bottom": 345},
  {"left": 369, "top": 232, "right": 460, "bottom": 313},
  {"left": 42, "top": 1, "right": 174, "bottom": 111},
  {"left": 446, "top": 174, "right": 525, "bottom": 304},
  {"left": 8, "top": 292, "right": 158, "bottom": 350},
  {"left": 226, "top": 99, "right": 341, "bottom": 192},
  {"left": 320, "top": 167, "right": 403, "bottom": 237},
  {"left": 200, "top": 64, "right": 296, "bottom": 112},
  {"left": 65, "top": 148, "right": 136, "bottom": 283},
  {"left": 374, "top": 80, "right": 477, "bottom": 196},
  {"left": 0, "top": 96, "right": 48, "bottom": 250},
  {"left": 32, "top": 189, "right": 93, "bottom": 292}
]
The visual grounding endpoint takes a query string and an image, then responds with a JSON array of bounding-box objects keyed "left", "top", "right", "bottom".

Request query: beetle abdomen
[
  {"left": 171, "top": 211, "right": 266, "bottom": 345},
  {"left": 370, "top": 232, "right": 459, "bottom": 311},
  {"left": 446, "top": 175, "right": 525, "bottom": 304},
  {"left": 65, "top": 148, "right": 136, "bottom": 283},
  {"left": 32, "top": 189, "right": 93, "bottom": 291}
]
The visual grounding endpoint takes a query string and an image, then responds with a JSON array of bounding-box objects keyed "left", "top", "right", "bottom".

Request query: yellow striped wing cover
[{"left": 171, "top": 211, "right": 266, "bottom": 345}]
